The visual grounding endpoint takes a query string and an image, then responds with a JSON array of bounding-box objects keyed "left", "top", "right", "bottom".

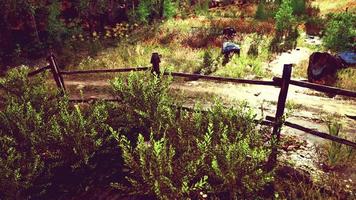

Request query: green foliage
[
  {"left": 271, "top": 0, "right": 299, "bottom": 52},
  {"left": 323, "top": 12, "right": 356, "bottom": 52},
  {"left": 47, "top": 1, "right": 69, "bottom": 44},
  {"left": 198, "top": 49, "right": 218, "bottom": 75},
  {"left": 215, "top": 55, "right": 265, "bottom": 78},
  {"left": 291, "top": 0, "right": 306, "bottom": 16},
  {"left": 275, "top": 0, "right": 295, "bottom": 33},
  {"left": 110, "top": 72, "right": 174, "bottom": 138},
  {"left": 137, "top": 0, "right": 151, "bottom": 23},
  {"left": 336, "top": 68, "right": 356, "bottom": 91},
  {"left": 109, "top": 72, "right": 272, "bottom": 199},
  {"left": 112, "top": 132, "right": 209, "bottom": 199},
  {"left": 136, "top": 0, "right": 177, "bottom": 23},
  {"left": 163, "top": 0, "right": 177, "bottom": 19},
  {"left": 0, "top": 67, "right": 110, "bottom": 199},
  {"left": 255, "top": 3, "right": 267, "bottom": 20}
]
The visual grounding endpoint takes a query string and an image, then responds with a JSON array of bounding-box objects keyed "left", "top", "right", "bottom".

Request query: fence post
[
  {"left": 47, "top": 53, "right": 66, "bottom": 94},
  {"left": 151, "top": 52, "right": 161, "bottom": 76},
  {"left": 267, "top": 64, "right": 292, "bottom": 170}
]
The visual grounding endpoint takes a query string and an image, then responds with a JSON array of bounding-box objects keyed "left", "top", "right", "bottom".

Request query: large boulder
[{"left": 307, "top": 52, "right": 344, "bottom": 85}]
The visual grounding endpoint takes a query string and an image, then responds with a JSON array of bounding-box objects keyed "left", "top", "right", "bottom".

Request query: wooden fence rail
[
  {"left": 165, "top": 72, "right": 278, "bottom": 86},
  {"left": 266, "top": 116, "right": 356, "bottom": 148},
  {"left": 28, "top": 65, "right": 51, "bottom": 77},
  {"left": 60, "top": 67, "right": 150, "bottom": 75},
  {"left": 274, "top": 77, "right": 356, "bottom": 98}
]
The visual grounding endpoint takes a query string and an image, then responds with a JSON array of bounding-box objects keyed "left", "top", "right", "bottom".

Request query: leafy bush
[
  {"left": 109, "top": 72, "right": 273, "bottom": 199},
  {"left": 137, "top": 0, "right": 151, "bottom": 23},
  {"left": 291, "top": 0, "right": 306, "bottom": 16},
  {"left": 275, "top": 0, "right": 295, "bottom": 34},
  {"left": 323, "top": 12, "right": 356, "bottom": 52},
  {"left": 136, "top": 0, "right": 177, "bottom": 23},
  {"left": 198, "top": 49, "right": 218, "bottom": 75},
  {"left": 110, "top": 72, "right": 174, "bottom": 139},
  {"left": 163, "top": 0, "right": 177, "bottom": 19},
  {"left": 0, "top": 67, "right": 110, "bottom": 199},
  {"left": 194, "top": 0, "right": 210, "bottom": 16}
]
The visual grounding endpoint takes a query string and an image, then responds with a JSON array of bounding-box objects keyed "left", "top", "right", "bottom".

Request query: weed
[
  {"left": 286, "top": 100, "right": 303, "bottom": 113},
  {"left": 318, "top": 115, "right": 355, "bottom": 169}
]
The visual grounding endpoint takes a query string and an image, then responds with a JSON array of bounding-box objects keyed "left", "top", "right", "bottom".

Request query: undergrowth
[
  {"left": 0, "top": 67, "right": 354, "bottom": 199},
  {"left": 108, "top": 72, "right": 274, "bottom": 199}
]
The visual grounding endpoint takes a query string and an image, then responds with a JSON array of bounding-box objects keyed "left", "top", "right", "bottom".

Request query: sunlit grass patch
[
  {"left": 336, "top": 68, "right": 356, "bottom": 91},
  {"left": 293, "top": 59, "right": 309, "bottom": 79},
  {"left": 214, "top": 54, "right": 265, "bottom": 79},
  {"left": 312, "top": 0, "right": 356, "bottom": 15}
]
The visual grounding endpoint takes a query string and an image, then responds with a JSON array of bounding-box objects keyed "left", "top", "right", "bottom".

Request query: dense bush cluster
[
  {"left": 0, "top": 67, "right": 273, "bottom": 199},
  {"left": 0, "top": 68, "right": 111, "bottom": 199},
  {"left": 323, "top": 12, "right": 356, "bottom": 52}
]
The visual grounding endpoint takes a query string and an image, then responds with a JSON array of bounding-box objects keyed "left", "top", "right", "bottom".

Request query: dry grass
[
  {"left": 312, "top": 0, "right": 356, "bottom": 15},
  {"left": 293, "top": 59, "right": 309, "bottom": 79},
  {"left": 210, "top": 18, "right": 275, "bottom": 36}
]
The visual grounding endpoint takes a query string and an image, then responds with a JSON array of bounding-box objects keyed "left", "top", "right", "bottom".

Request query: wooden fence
[{"left": 24, "top": 53, "right": 356, "bottom": 168}]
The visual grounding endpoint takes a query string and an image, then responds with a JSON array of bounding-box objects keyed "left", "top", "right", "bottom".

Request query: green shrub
[
  {"left": 137, "top": 0, "right": 151, "bottom": 23},
  {"left": 163, "top": 0, "right": 177, "bottom": 19},
  {"left": 291, "top": 0, "right": 306, "bottom": 16},
  {"left": 112, "top": 131, "right": 209, "bottom": 199},
  {"left": 110, "top": 72, "right": 175, "bottom": 139},
  {"left": 47, "top": 1, "right": 69, "bottom": 44},
  {"left": 136, "top": 0, "right": 177, "bottom": 23},
  {"left": 111, "top": 101, "right": 273, "bottom": 199},
  {"left": 194, "top": 0, "right": 210, "bottom": 16},
  {"left": 275, "top": 0, "right": 295, "bottom": 34},
  {"left": 323, "top": 12, "right": 356, "bottom": 52},
  {"left": 109, "top": 72, "right": 273, "bottom": 199},
  {"left": 198, "top": 49, "right": 217, "bottom": 75},
  {"left": 0, "top": 67, "right": 110, "bottom": 199}
]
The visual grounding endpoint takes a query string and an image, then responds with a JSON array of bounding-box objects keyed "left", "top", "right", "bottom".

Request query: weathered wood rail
[
  {"left": 60, "top": 67, "right": 150, "bottom": 75},
  {"left": 164, "top": 72, "right": 278, "bottom": 86},
  {"left": 5, "top": 52, "right": 354, "bottom": 169}
]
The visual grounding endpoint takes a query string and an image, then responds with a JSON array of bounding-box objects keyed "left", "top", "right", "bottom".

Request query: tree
[
  {"left": 136, "top": 0, "right": 177, "bottom": 23},
  {"left": 275, "top": 0, "right": 295, "bottom": 34},
  {"left": 323, "top": 12, "right": 356, "bottom": 52}
]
